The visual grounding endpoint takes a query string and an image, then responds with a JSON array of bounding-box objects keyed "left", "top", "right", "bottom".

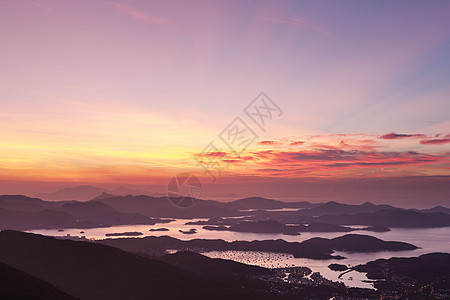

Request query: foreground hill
[
  {"left": 0, "top": 230, "right": 274, "bottom": 300},
  {"left": 158, "top": 251, "right": 273, "bottom": 278},
  {"left": 355, "top": 253, "right": 450, "bottom": 298},
  {"left": 0, "top": 231, "right": 381, "bottom": 299},
  {"left": 0, "top": 260, "right": 77, "bottom": 300}
]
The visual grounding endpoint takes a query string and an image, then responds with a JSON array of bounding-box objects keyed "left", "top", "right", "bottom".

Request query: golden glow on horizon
[{"left": 1, "top": 0, "right": 449, "bottom": 187}]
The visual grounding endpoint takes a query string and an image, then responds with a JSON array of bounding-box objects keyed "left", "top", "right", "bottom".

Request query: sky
[{"left": 1, "top": 0, "right": 450, "bottom": 205}]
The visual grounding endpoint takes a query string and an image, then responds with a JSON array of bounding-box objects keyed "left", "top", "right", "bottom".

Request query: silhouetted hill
[
  {"left": 91, "top": 192, "right": 117, "bottom": 201},
  {"left": 0, "top": 196, "right": 168, "bottom": 230},
  {"left": 317, "top": 209, "right": 450, "bottom": 227},
  {"left": 355, "top": 253, "right": 450, "bottom": 297},
  {"left": 231, "top": 197, "right": 316, "bottom": 209},
  {"left": 95, "top": 195, "right": 243, "bottom": 218},
  {"left": 0, "top": 207, "right": 81, "bottom": 230},
  {"left": 159, "top": 251, "right": 272, "bottom": 278},
  {"left": 60, "top": 201, "right": 117, "bottom": 216},
  {"left": 37, "top": 185, "right": 107, "bottom": 201},
  {"left": 230, "top": 220, "right": 287, "bottom": 233},
  {"left": 0, "top": 260, "right": 77, "bottom": 299},
  {"left": 157, "top": 251, "right": 281, "bottom": 298},
  {"left": 356, "top": 253, "right": 450, "bottom": 280},
  {"left": 0, "top": 195, "right": 61, "bottom": 212},
  {"left": 0, "top": 230, "right": 269, "bottom": 300},
  {"left": 37, "top": 185, "right": 159, "bottom": 201},
  {"left": 59, "top": 201, "right": 157, "bottom": 226},
  {"left": 0, "top": 231, "right": 378, "bottom": 300},
  {"left": 299, "top": 201, "right": 397, "bottom": 216},
  {"left": 419, "top": 205, "right": 450, "bottom": 214},
  {"left": 327, "top": 234, "right": 417, "bottom": 252}
]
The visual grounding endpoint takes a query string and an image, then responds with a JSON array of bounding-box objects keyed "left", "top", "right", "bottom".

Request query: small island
[
  {"left": 105, "top": 232, "right": 143, "bottom": 237},
  {"left": 203, "top": 225, "right": 229, "bottom": 231},
  {"left": 179, "top": 228, "right": 197, "bottom": 235},
  {"left": 328, "top": 263, "right": 348, "bottom": 271},
  {"left": 360, "top": 225, "right": 391, "bottom": 232},
  {"left": 149, "top": 228, "right": 169, "bottom": 232}
]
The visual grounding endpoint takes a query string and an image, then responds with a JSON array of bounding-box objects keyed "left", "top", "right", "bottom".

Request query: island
[
  {"left": 179, "top": 228, "right": 197, "bottom": 235},
  {"left": 360, "top": 225, "right": 391, "bottom": 232},
  {"left": 105, "top": 232, "right": 143, "bottom": 237},
  {"left": 149, "top": 228, "right": 169, "bottom": 232},
  {"left": 99, "top": 234, "right": 418, "bottom": 260},
  {"left": 328, "top": 264, "right": 348, "bottom": 272}
]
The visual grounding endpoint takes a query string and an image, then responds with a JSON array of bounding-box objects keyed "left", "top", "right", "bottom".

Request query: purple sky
[{"left": 1, "top": 1, "right": 449, "bottom": 205}]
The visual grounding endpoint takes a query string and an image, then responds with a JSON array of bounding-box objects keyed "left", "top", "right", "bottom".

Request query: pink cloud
[
  {"left": 241, "top": 146, "right": 447, "bottom": 178},
  {"left": 420, "top": 138, "right": 450, "bottom": 145},
  {"left": 112, "top": 2, "right": 173, "bottom": 25},
  {"left": 258, "top": 140, "right": 279, "bottom": 146},
  {"left": 379, "top": 133, "right": 426, "bottom": 139},
  {"left": 195, "top": 151, "right": 227, "bottom": 159},
  {"left": 29, "top": 0, "right": 67, "bottom": 18}
]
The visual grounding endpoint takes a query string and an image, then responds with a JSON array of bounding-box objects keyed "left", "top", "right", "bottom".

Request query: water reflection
[{"left": 28, "top": 222, "right": 450, "bottom": 289}]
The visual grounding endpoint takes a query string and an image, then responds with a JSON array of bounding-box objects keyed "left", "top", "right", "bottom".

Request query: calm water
[{"left": 29, "top": 221, "right": 450, "bottom": 289}]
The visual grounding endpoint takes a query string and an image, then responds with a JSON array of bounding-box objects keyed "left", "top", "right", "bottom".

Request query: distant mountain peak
[
  {"left": 91, "top": 192, "right": 116, "bottom": 201},
  {"left": 323, "top": 201, "right": 341, "bottom": 206},
  {"left": 36, "top": 185, "right": 107, "bottom": 201}
]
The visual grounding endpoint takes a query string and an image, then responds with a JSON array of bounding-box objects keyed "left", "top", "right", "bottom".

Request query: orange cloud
[{"left": 258, "top": 140, "right": 279, "bottom": 146}]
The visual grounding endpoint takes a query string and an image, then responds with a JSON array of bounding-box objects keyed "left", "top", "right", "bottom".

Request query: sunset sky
[{"left": 1, "top": 0, "right": 449, "bottom": 204}]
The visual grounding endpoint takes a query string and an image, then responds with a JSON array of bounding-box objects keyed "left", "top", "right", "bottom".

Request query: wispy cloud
[
  {"left": 258, "top": 140, "right": 279, "bottom": 146},
  {"left": 29, "top": 0, "right": 67, "bottom": 18},
  {"left": 379, "top": 133, "right": 426, "bottom": 139},
  {"left": 260, "top": 16, "right": 330, "bottom": 36},
  {"left": 111, "top": 2, "right": 173, "bottom": 25},
  {"left": 290, "top": 141, "right": 305, "bottom": 146},
  {"left": 420, "top": 138, "right": 450, "bottom": 145}
]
